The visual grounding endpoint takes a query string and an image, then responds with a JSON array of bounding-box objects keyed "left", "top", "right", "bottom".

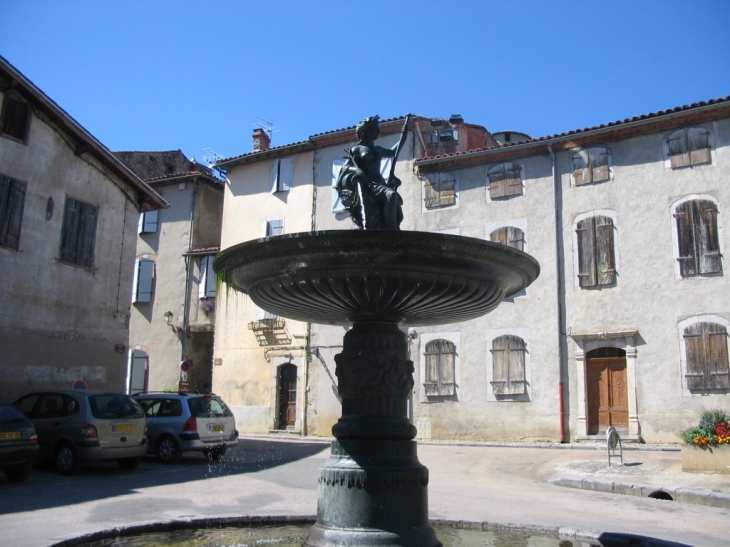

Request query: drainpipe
[
  {"left": 180, "top": 178, "right": 198, "bottom": 363},
  {"left": 548, "top": 144, "right": 568, "bottom": 443}
]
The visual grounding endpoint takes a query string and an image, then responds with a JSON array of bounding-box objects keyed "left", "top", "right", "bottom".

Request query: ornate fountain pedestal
[{"left": 215, "top": 231, "right": 539, "bottom": 547}]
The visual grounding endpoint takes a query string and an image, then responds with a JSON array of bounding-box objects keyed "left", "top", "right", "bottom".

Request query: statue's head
[{"left": 356, "top": 115, "right": 380, "bottom": 139}]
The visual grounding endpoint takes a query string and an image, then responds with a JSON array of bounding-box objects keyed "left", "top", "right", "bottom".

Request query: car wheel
[
  {"left": 156, "top": 435, "right": 181, "bottom": 463},
  {"left": 55, "top": 443, "right": 82, "bottom": 475},
  {"left": 4, "top": 463, "right": 32, "bottom": 483},
  {"left": 117, "top": 457, "right": 142, "bottom": 470}
]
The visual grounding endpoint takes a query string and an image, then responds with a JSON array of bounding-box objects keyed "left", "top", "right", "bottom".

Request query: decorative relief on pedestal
[
  {"left": 319, "top": 467, "right": 429, "bottom": 489},
  {"left": 335, "top": 352, "right": 414, "bottom": 399}
]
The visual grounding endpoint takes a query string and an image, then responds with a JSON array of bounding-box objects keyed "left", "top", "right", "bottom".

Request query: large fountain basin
[{"left": 214, "top": 230, "right": 540, "bottom": 326}]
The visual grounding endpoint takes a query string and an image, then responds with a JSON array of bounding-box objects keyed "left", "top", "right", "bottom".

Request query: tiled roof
[
  {"left": 143, "top": 170, "right": 221, "bottom": 183},
  {"left": 186, "top": 246, "right": 220, "bottom": 255},
  {"left": 416, "top": 95, "right": 730, "bottom": 163}
]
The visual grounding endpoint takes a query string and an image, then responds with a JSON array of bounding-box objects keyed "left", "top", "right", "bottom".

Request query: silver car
[
  {"left": 13, "top": 390, "right": 147, "bottom": 475},
  {"left": 133, "top": 393, "right": 238, "bottom": 463}
]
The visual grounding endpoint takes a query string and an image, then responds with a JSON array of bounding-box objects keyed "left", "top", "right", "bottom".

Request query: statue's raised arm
[{"left": 335, "top": 115, "right": 409, "bottom": 230}]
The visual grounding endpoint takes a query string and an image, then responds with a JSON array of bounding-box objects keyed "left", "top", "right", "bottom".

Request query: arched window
[
  {"left": 684, "top": 322, "right": 729, "bottom": 391},
  {"left": 424, "top": 339, "right": 456, "bottom": 397},
  {"left": 673, "top": 199, "right": 722, "bottom": 277},
  {"left": 488, "top": 162, "right": 522, "bottom": 199},
  {"left": 490, "top": 335, "right": 526, "bottom": 395},
  {"left": 572, "top": 147, "right": 610, "bottom": 186},
  {"left": 490, "top": 226, "right": 525, "bottom": 251},
  {"left": 576, "top": 215, "right": 616, "bottom": 288},
  {"left": 666, "top": 127, "right": 711, "bottom": 169}
]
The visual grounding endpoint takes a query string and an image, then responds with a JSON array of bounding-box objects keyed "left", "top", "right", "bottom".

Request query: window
[
  {"left": 576, "top": 215, "right": 616, "bottom": 288},
  {"left": 667, "top": 127, "right": 711, "bottom": 169},
  {"left": 0, "top": 173, "right": 26, "bottom": 250},
  {"left": 424, "top": 339, "right": 456, "bottom": 397},
  {"left": 270, "top": 158, "right": 294, "bottom": 193},
  {"left": 674, "top": 199, "right": 722, "bottom": 277},
  {"left": 489, "top": 226, "right": 525, "bottom": 251},
  {"left": 490, "top": 335, "right": 527, "bottom": 395},
  {"left": 255, "top": 305, "right": 278, "bottom": 321},
  {"left": 424, "top": 172, "right": 456, "bottom": 208},
  {"left": 132, "top": 257, "right": 155, "bottom": 303},
  {"left": 0, "top": 95, "right": 30, "bottom": 143},
  {"left": 488, "top": 162, "right": 522, "bottom": 199},
  {"left": 138, "top": 210, "right": 158, "bottom": 234},
  {"left": 572, "top": 147, "right": 610, "bottom": 186},
  {"left": 332, "top": 159, "right": 346, "bottom": 213},
  {"left": 60, "top": 197, "right": 98, "bottom": 268},
  {"left": 264, "top": 218, "right": 284, "bottom": 237},
  {"left": 684, "top": 322, "right": 729, "bottom": 390},
  {"left": 199, "top": 255, "right": 216, "bottom": 298}
]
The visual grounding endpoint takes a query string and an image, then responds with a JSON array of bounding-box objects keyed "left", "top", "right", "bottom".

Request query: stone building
[
  {"left": 213, "top": 98, "right": 729, "bottom": 443},
  {"left": 115, "top": 150, "right": 224, "bottom": 394},
  {"left": 0, "top": 56, "right": 167, "bottom": 403}
]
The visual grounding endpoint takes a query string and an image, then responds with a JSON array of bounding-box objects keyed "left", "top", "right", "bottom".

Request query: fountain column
[{"left": 305, "top": 321, "right": 441, "bottom": 547}]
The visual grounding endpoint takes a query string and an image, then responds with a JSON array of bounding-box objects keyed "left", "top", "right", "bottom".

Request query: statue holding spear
[{"left": 335, "top": 114, "right": 411, "bottom": 230}]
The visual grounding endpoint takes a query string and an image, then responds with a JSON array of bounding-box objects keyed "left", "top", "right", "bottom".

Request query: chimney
[{"left": 252, "top": 128, "right": 271, "bottom": 152}]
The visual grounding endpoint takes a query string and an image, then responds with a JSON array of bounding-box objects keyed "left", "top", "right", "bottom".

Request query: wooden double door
[
  {"left": 586, "top": 348, "right": 628, "bottom": 434},
  {"left": 277, "top": 363, "right": 297, "bottom": 430}
]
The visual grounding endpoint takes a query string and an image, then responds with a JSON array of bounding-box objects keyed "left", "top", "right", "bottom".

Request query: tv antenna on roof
[{"left": 253, "top": 117, "right": 278, "bottom": 140}]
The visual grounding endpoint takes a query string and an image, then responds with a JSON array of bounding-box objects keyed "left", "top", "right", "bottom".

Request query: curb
[{"left": 550, "top": 476, "right": 730, "bottom": 509}]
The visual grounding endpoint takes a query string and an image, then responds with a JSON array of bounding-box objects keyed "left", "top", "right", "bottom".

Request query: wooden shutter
[
  {"left": 138, "top": 210, "right": 158, "bottom": 234},
  {"left": 439, "top": 176, "right": 456, "bottom": 206},
  {"left": 688, "top": 128, "right": 711, "bottom": 166},
  {"left": 77, "top": 202, "right": 98, "bottom": 268},
  {"left": 60, "top": 198, "right": 81, "bottom": 263},
  {"left": 572, "top": 151, "right": 588, "bottom": 186},
  {"left": 504, "top": 163, "right": 522, "bottom": 197},
  {"left": 667, "top": 130, "right": 689, "bottom": 168},
  {"left": 424, "top": 339, "right": 456, "bottom": 397},
  {"left": 488, "top": 165, "right": 508, "bottom": 199},
  {"left": 133, "top": 257, "right": 154, "bottom": 303},
  {"left": 707, "top": 323, "right": 730, "bottom": 389},
  {"left": 595, "top": 216, "right": 616, "bottom": 285},
  {"left": 60, "top": 197, "right": 97, "bottom": 267},
  {"left": 0, "top": 174, "right": 26, "bottom": 249},
  {"left": 491, "top": 335, "right": 526, "bottom": 395},
  {"left": 199, "top": 255, "right": 216, "bottom": 298},
  {"left": 490, "top": 226, "right": 525, "bottom": 251},
  {"left": 592, "top": 149, "right": 610, "bottom": 183},
  {"left": 697, "top": 201, "right": 722, "bottom": 275},
  {"left": 674, "top": 201, "right": 697, "bottom": 277},
  {"left": 576, "top": 217, "right": 597, "bottom": 287},
  {"left": 424, "top": 179, "right": 439, "bottom": 208}
]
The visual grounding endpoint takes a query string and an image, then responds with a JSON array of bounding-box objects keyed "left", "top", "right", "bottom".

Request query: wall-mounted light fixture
[{"left": 163, "top": 311, "right": 174, "bottom": 324}]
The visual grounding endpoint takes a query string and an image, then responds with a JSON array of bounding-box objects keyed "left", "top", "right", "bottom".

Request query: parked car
[
  {"left": 0, "top": 404, "right": 39, "bottom": 483},
  {"left": 132, "top": 392, "right": 238, "bottom": 463},
  {"left": 13, "top": 390, "right": 147, "bottom": 475}
]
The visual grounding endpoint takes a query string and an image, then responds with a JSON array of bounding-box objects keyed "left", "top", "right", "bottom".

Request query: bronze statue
[{"left": 336, "top": 115, "right": 410, "bottom": 229}]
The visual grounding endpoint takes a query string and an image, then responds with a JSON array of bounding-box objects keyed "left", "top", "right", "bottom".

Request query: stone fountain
[{"left": 214, "top": 117, "right": 540, "bottom": 547}]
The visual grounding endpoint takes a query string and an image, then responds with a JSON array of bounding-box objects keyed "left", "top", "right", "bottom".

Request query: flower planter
[{"left": 681, "top": 444, "right": 730, "bottom": 474}]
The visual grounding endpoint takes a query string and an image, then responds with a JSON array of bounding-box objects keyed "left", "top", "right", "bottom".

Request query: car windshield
[
  {"left": 188, "top": 397, "right": 231, "bottom": 418},
  {"left": 89, "top": 395, "right": 144, "bottom": 419},
  {"left": 0, "top": 405, "right": 27, "bottom": 424}
]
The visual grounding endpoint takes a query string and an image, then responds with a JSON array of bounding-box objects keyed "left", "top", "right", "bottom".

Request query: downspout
[
  {"left": 302, "top": 153, "right": 318, "bottom": 435},
  {"left": 548, "top": 144, "right": 568, "bottom": 443},
  {"left": 180, "top": 177, "right": 198, "bottom": 363}
]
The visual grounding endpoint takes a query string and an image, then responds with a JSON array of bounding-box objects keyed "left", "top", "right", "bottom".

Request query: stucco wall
[{"left": 0, "top": 93, "right": 140, "bottom": 402}]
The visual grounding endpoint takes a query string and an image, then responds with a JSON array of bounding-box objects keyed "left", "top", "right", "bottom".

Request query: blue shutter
[
  {"left": 128, "top": 349, "right": 148, "bottom": 394},
  {"left": 133, "top": 257, "right": 154, "bottom": 303},
  {"left": 138, "top": 210, "right": 158, "bottom": 234},
  {"left": 199, "top": 255, "right": 216, "bottom": 298}
]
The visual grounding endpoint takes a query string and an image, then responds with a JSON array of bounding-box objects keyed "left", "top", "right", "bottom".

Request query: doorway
[
  {"left": 277, "top": 362, "right": 297, "bottom": 430},
  {"left": 586, "top": 347, "right": 628, "bottom": 434}
]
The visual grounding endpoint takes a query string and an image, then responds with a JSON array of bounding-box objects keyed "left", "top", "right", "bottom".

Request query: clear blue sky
[{"left": 2, "top": 1, "right": 729, "bottom": 163}]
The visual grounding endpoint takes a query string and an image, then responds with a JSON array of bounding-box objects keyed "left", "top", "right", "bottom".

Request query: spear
[{"left": 387, "top": 113, "right": 411, "bottom": 188}]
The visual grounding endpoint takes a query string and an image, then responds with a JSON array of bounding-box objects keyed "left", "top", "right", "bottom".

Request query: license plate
[
  {"left": 210, "top": 424, "right": 225, "bottom": 432},
  {"left": 0, "top": 432, "right": 21, "bottom": 440},
  {"left": 112, "top": 424, "right": 134, "bottom": 433}
]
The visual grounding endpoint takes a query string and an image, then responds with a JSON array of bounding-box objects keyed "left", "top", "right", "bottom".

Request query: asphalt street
[{"left": 1, "top": 437, "right": 729, "bottom": 547}]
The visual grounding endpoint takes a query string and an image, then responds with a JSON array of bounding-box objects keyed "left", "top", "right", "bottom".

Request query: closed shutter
[
  {"left": 77, "top": 202, "right": 98, "bottom": 268},
  {"left": 424, "top": 339, "right": 456, "bottom": 397},
  {"left": 133, "top": 257, "right": 154, "bottom": 303},
  {"left": 667, "top": 130, "right": 689, "bottom": 168},
  {"left": 592, "top": 149, "right": 610, "bottom": 182},
  {"left": 697, "top": 201, "right": 722, "bottom": 275},
  {"left": 266, "top": 218, "right": 284, "bottom": 236},
  {"left": 576, "top": 217, "right": 597, "bottom": 287},
  {"left": 490, "top": 226, "right": 525, "bottom": 251},
  {"left": 707, "top": 324, "right": 730, "bottom": 389},
  {"left": 424, "top": 179, "right": 439, "bottom": 208},
  {"left": 0, "top": 174, "right": 26, "bottom": 249},
  {"left": 488, "top": 165, "right": 508, "bottom": 199},
  {"left": 572, "top": 151, "right": 588, "bottom": 186},
  {"left": 60, "top": 198, "right": 81, "bottom": 263},
  {"left": 491, "top": 335, "right": 526, "bottom": 395},
  {"left": 595, "top": 216, "right": 616, "bottom": 285},
  {"left": 440, "top": 176, "right": 456, "bottom": 206},
  {"left": 504, "top": 163, "right": 522, "bottom": 197},
  {"left": 688, "top": 128, "right": 711, "bottom": 166},
  {"left": 60, "top": 197, "right": 97, "bottom": 267},
  {"left": 128, "top": 350, "right": 148, "bottom": 395}
]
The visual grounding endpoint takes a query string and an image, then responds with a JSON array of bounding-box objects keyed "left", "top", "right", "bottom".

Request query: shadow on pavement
[
  {"left": 0, "top": 438, "right": 329, "bottom": 515},
  {"left": 598, "top": 532, "right": 693, "bottom": 547}
]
